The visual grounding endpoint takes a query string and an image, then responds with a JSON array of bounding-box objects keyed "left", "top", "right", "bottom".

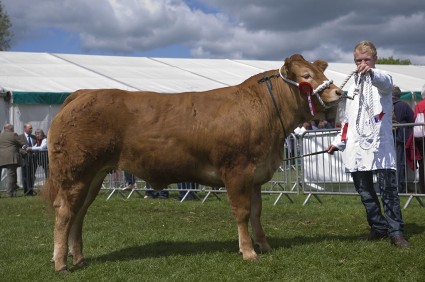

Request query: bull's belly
[{"left": 197, "top": 161, "right": 279, "bottom": 187}]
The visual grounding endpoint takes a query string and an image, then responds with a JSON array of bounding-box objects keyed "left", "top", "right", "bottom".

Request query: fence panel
[{"left": 3, "top": 124, "right": 423, "bottom": 209}]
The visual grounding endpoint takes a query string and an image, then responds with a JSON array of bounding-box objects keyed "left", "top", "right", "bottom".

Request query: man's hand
[
  {"left": 327, "top": 144, "right": 339, "bottom": 155},
  {"left": 357, "top": 62, "right": 372, "bottom": 75}
]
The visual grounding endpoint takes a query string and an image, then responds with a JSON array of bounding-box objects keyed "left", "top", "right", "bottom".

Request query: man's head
[
  {"left": 24, "top": 123, "right": 33, "bottom": 135},
  {"left": 353, "top": 40, "right": 377, "bottom": 69},
  {"left": 392, "top": 86, "right": 401, "bottom": 102},
  {"left": 3, "top": 123, "right": 14, "bottom": 132}
]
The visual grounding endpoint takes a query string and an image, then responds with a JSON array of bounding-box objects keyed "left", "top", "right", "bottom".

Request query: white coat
[{"left": 332, "top": 68, "right": 396, "bottom": 172}]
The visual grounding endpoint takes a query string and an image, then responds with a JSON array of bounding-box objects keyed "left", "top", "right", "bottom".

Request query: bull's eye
[{"left": 301, "top": 74, "right": 311, "bottom": 79}]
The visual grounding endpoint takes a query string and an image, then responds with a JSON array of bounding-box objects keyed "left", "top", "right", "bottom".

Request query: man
[
  {"left": 19, "top": 123, "right": 37, "bottom": 196},
  {"left": 392, "top": 86, "right": 414, "bottom": 193},
  {"left": 327, "top": 40, "right": 410, "bottom": 247},
  {"left": 0, "top": 124, "right": 28, "bottom": 197}
]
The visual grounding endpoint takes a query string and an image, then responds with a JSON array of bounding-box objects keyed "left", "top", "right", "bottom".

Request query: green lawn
[{"left": 0, "top": 190, "right": 424, "bottom": 281}]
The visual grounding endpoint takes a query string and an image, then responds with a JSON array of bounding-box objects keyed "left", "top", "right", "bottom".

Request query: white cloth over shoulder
[{"left": 331, "top": 69, "right": 396, "bottom": 172}]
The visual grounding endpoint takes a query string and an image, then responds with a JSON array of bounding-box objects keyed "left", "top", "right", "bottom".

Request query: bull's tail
[{"left": 40, "top": 175, "right": 59, "bottom": 209}]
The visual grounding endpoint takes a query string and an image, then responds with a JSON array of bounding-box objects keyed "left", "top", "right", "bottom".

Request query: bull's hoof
[
  {"left": 240, "top": 250, "right": 258, "bottom": 261},
  {"left": 255, "top": 242, "right": 272, "bottom": 253},
  {"left": 74, "top": 258, "right": 86, "bottom": 267},
  {"left": 55, "top": 266, "right": 69, "bottom": 274}
]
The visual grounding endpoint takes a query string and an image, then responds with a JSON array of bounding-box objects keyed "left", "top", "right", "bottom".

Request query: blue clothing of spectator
[
  {"left": 178, "top": 182, "right": 199, "bottom": 200},
  {"left": 145, "top": 182, "right": 169, "bottom": 199},
  {"left": 392, "top": 86, "right": 414, "bottom": 192}
]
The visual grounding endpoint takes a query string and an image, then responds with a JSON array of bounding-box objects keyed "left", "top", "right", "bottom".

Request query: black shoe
[
  {"left": 368, "top": 229, "right": 388, "bottom": 241},
  {"left": 390, "top": 235, "right": 411, "bottom": 248}
]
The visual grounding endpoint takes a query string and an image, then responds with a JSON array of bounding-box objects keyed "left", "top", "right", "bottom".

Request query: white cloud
[{"left": 2, "top": 0, "right": 425, "bottom": 64}]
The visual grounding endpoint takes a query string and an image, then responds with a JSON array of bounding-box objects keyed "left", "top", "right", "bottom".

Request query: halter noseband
[{"left": 278, "top": 65, "right": 333, "bottom": 115}]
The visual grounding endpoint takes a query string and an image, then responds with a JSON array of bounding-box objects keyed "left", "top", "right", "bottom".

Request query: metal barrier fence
[
  {"left": 1, "top": 126, "right": 424, "bottom": 208},
  {"left": 299, "top": 124, "right": 425, "bottom": 208}
]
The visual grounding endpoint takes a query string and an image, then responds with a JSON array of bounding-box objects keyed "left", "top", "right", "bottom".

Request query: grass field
[{"left": 0, "top": 190, "right": 424, "bottom": 281}]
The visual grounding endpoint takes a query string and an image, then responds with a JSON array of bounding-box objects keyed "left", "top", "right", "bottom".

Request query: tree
[
  {"left": 377, "top": 56, "right": 411, "bottom": 65},
  {"left": 0, "top": 1, "right": 12, "bottom": 51}
]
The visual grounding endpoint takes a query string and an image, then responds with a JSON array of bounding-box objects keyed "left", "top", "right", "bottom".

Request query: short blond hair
[{"left": 354, "top": 40, "right": 377, "bottom": 58}]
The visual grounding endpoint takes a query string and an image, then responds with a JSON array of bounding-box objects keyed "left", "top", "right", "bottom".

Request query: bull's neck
[{"left": 267, "top": 73, "right": 314, "bottom": 137}]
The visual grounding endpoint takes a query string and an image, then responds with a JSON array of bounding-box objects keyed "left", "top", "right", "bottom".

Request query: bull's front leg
[
  {"left": 250, "top": 184, "right": 272, "bottom": 253},
  {"left": 226, "top": 175, "right": 257, "bottom": 261}
]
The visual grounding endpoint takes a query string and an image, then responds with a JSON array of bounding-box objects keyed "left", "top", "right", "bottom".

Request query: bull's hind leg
[
  {"left": 226, "top": 170, "right": 257, "bottom": 261},
  {"left": 250, "top": 184, "right": 272, "bottom": 253},
  {"left": 53, "top": 182, "right": 91, "bottom": 272},
  {"left": 68, "top": 176, "right": 104, "bottom": 268},
  {"left": 53, "top": 189, "right": 76, "bottom": 272}
]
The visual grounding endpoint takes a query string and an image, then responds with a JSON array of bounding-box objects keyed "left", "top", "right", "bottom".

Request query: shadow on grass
[{"left": 84, "top": 222, "right": 424, "bottom": 268}]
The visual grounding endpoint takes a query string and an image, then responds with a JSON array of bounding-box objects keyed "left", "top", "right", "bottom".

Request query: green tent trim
[
  {"left": 11, "top": 90, "right": 422, "bottom": 105},
  {"left": 401, "top": 91, "right": 422, "bottom": 101},
  {"left": 12, "top": 91, "right": 71, "bottom": 105}
]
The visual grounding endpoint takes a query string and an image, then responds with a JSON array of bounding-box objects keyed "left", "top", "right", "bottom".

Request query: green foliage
[
  {"left": 377, "top": 56, "right": 411, "bottom": 65},
  {"left": 0, "top": 0, "right": 12, "bottom": 51},
  {"left": 0, "top": 192, "right": 424, "bottom": 281}
]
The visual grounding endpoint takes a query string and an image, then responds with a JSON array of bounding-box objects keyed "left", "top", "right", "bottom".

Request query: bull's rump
[{"left": 48, "top": 88, "right": 281, "bottom": 188}]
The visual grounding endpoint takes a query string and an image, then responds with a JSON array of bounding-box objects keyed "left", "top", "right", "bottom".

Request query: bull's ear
[
  {"left": 283, "top": 57, "right": 292, "bottom": 77},
  {"left": 313, "top": 60, "right": 328, "bottom": 72}
]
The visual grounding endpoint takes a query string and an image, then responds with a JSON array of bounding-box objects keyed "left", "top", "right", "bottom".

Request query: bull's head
[{"left": 281, "top": 54, "right": 343, "bottom": 116}]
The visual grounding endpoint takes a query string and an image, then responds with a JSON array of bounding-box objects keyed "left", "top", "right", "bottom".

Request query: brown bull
[{"left": 45, "top": 54, "right": 342, "bottom": 272}]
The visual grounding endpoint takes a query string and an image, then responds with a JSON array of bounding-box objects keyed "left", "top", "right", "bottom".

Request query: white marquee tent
[{"left": 1, "top": 51, "right": 425, "bottom": 135}]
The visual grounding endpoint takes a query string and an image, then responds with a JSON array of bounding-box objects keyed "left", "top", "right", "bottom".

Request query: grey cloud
[{"left": 2, "top": 0, "right": 425, "bottom": 64}]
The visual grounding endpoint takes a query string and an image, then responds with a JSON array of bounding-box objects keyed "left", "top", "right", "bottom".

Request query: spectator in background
[
  {"left": 310, "top": 120, "right": 318, "bottom": 130},
  {"left": 0, "top": 124, "right": 28, "bottom": 197},
  {"left": 293, "top": 123, "right": 303, "bottom": 136},
  {"left": 392, "top": 86, "right": 414, "bottom": 193},
  {"left": 144, "top": 182, "right": 169, "bottom": 199},
  {"left": 123, "top": 171, "right": 136, "bottom": 190},
  {"left": 294, "top": 122, "right": 309, "bottom": 137},
  {"left": 318, "top": 119, "right": 333, "bottom": 129},
  {"left": 413, "top": 84, "right": 425, "bottom": 194},
  {"left": 28, "top": 129, "right": 49, "bottom": 178},
  {"left": 19, "top": 123, "right": 37, "bottom": 196}
]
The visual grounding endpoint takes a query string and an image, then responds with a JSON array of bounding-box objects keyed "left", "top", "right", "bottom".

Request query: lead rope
[
  {"left": 354, "top": 73, "right": 378, "bottom": 151},
  {"left": 339, "top": 70, "right": 356, "bottom": 91}
]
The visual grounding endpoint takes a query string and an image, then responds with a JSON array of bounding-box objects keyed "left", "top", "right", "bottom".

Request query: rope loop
[{"left": 354, "top": 73, "right": 378, "bottom": 151}]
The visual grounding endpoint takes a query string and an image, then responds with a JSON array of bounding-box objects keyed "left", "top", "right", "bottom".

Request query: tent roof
[{"left": 1, "top": 51, "right": 424, "bottom": 103}]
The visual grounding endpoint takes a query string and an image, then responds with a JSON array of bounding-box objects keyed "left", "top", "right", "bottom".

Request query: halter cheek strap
[{"left": 298, "top": 82, "right": 315, "bottom": 116}]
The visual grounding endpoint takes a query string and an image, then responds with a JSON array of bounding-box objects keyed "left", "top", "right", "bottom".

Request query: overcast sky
[{"left": 3, "top": 0, "right": 425, "bottom": 64}]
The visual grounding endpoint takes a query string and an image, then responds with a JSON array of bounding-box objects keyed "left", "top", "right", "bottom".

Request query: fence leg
[
  {"left": 303, "top": 193, "right": 322, "bottom": 206},
  {"left": 106, "top": 188, "right": 126, "bottom": 200},
  {"left": 416, "top": 196, "right": 425, "bottom": 207},
  {"left": 403, "top": 195, "right": 425, "bottom": 209},
  {"left": 126, "top": 189, "right": 144, "bottom": 199},
  {"left": 201, "top": 191, "right": 221, "bottom": 203},
  {"left": 273, "top": 193, "right": 294, "bottom": 206}
]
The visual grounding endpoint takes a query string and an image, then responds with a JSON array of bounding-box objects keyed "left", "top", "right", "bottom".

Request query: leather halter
[
  {"left": 278, "top": 65, "right": 333, "bottom": 109},
  {"left": 258, "top": 73, "right": 287, "bottom": 138}
]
